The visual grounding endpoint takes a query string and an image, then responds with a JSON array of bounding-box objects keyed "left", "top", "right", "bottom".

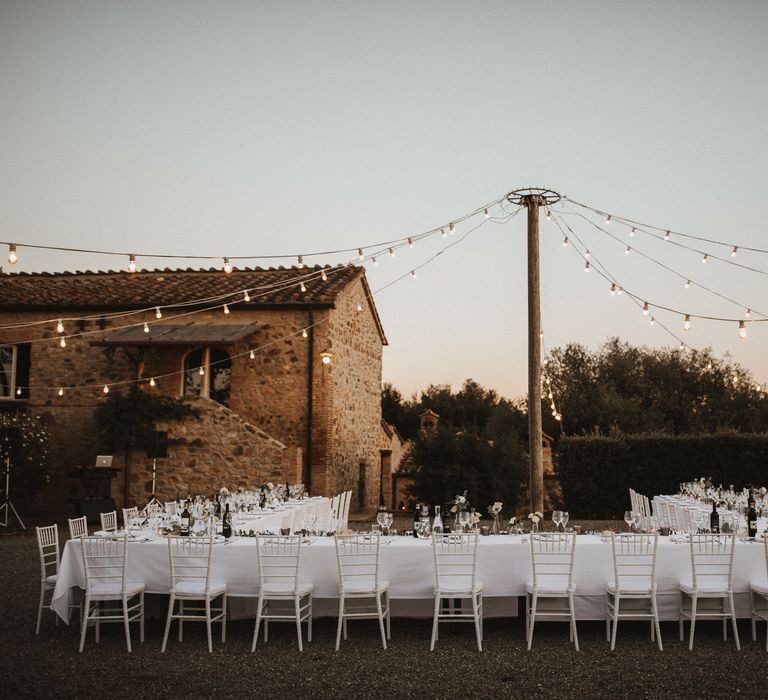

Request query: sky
[{"left": 1, "top": 1, "right": 767, "bottom": 399}]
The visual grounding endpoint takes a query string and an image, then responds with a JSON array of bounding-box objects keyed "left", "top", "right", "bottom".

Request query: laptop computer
[{"left": 94, "top": 455, "right": 113, "bottom": 468}]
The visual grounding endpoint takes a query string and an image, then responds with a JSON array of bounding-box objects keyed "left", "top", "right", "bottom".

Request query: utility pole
[{"left": 507, "top": 188, "right": 561, "bottom": 515}]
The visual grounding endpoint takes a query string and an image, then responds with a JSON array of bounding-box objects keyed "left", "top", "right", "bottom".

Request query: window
[
  {"left": 0, "top": 344, "right": 31, "bottom": 401},
  {"left": 182, "top": 347, "right": 231, "bottom": 407}
]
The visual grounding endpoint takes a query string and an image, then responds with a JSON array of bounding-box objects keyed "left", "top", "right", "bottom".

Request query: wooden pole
[{"left": 526, "top": 195, "right": 544, "bottom": 514}]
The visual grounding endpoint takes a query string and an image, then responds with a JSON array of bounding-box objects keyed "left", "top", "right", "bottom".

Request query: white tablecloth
[
  {"left": 234, "top": 497, "right": 332, "bottom": 534},
  {"left": 51, "top": 535, "right": 768, "bottom": 624}
]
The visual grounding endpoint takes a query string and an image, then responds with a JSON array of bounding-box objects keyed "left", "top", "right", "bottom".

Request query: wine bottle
[
  {"left": 222, "top": 503, "right": 232, "bottom": 539},
  {"left": 709, "top": 500, "right": 719, "bottom": 534},
  {"left": 432, "top": 505, "right": 443, "bottom": 534},
  {"left": 413, "top": 501, "right": 420, "bottom": 538},
  {"left": 747, "top": 492, "right": 758, "bottom": 540},
  {"left": 179, "top": 500, "right": 190, "bottom": 536}
]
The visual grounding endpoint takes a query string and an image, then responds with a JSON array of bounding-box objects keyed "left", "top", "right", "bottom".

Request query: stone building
[{"left": 0, "top": 265, "right": 388, "bottom": 517}]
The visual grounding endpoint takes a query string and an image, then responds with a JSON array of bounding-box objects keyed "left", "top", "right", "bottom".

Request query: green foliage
[
  {"left": 408, "top": 425, "right": 525, "bottom": 518},
  {"left": 0, "top": 412, "right": 50, "bottom": 498},
  {"left": 557, "top": 433, "right": 768, "bottom": 519},
  {"left": 93, "top": 386, "right": 198, "bottom": 454},
  {"left": 545, "top": 338, "right": 768, "bottom": 435}
]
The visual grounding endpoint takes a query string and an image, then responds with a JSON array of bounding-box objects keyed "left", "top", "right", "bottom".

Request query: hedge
[{"left": 555, "top": 433, "right": 768, "bottom": 519}]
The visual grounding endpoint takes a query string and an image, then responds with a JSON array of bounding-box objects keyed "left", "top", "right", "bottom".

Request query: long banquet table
[{"left": 51, "top": 534, "right": 768, "bottom": 624}]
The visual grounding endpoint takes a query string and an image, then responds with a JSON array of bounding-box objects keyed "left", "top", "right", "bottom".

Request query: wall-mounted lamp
[{"left": 319, "top": 350, "right": 334, "bottom": 365}]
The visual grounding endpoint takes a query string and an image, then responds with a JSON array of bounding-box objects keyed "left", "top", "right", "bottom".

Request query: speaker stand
[
  {"left": 0, "top": 457, "right": 26, "bottom": 529},
  {"left": 145, "top": 458, "right": 160, "bottom": 507}
]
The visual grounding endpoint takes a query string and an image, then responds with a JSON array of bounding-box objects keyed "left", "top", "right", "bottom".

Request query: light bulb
[
  {"left": 8, "top": 244, "right": 18, "bottom": 264},
  {"left": 449, "top": 222, "right": 456, "bottom": 235},
  {"left": 617, "top": 287, "right": 623, "bottom": 295},
  {"left": 302, "top": 328, "right": 308, "bottom": 339},
  {"left": 555, "top": 414, "right": 562, "bottom": 421},
  {"left": 149, "top": 377, "right": 156, "bottom": 387},
  {"left": 484, "top": 208, "right": 491, "bottom": 219},
  {"left": 356, "top": 302, "right": 363, "bottom": 312},
  {"left": 545, "top": 209, "right": 551, "bottom": 221},
  {"left": 643, "top": 302, "right": 649, "bottom": 316},
  {"left": 16, "top": 387, "right": 21, "bottom": 396},
  {"left": 223, "top": 257, "right": 233, "bottom": 274},
  {"left": 56, "top": 319, "right": 64, "bottom": 333},
  {"left": 358, "top": 248, "right": 364, "bottom": 260},
  {"left": 649, "top": 317, "right": 655, "bottom": 326},
  {"left": 199, "top": 366, "right": 205, "bottom": 376},
  {"left": 625, "top": 246, "right": 631, "bottom": 255},
  {"left": 57, "top": 387, "right": 64, "bottom": 397},
  {"left": 300, "top": 282, "right": 306, "bottom": 293},
  {"left": 321, "top": 270, "right": 327, "bottom": 281},
  {"left": 59, "top": 337, "right": 67, "bottom": 348},
  {"left": 243, "top": 291, "right": 250, "bottom": 302},
  {"left": 584, "top": 261, "right": 590, "bottom": 272},
  {"left": 223, "top": 304, "right": 230, "bottom": 315},
  {"left": 585, "top": 250, "right": 591, "bottom": 259},
  {"left": 388, "top": 248, "right": 395, "bottom": 258},
  {"left": 372, "top": 257, "right": 377, "bottom": 266},
  {"left": 630, "top": 227, "right": 635, "bottom": 237},
  {"left": 128, "top": 254, "right": 137, "bottom": 273},
  {"left": 678, "top": 342, "right": 685, "bottom": 351},
  {"left": 664, "top": 230, "right": 671, "bottom": 241},
  {"left": 685, "top": 280, "right": 691, "bottom": 289},
  {"left": 155, "top": 307, "right": 162, "bottom": 319},
  {"left": 249, "top": 349, "right": 255, "bottom": 359},
  {"left": 441, "top": 228, "right": 447, "bottom": 239},
  {"left": 702, "top": 253, "right": 708, "bottom": 263},
  {"left": 745, "top": 309, "right": 751, "bottom": 318},
  {"left": 297, "top": 255, "right": 304, "bottom": 269},
  {"left": 731, "top": 246, "right": 738, "bottom": 257},
  {"left": 103, "top": 384, "right": 109, "bottom": 394},
  {"left": 739, "top": 321, "right": 747, "bottom": 339},
  {"left": 683, "top": 315, "right": 691, "bottom": 331},
  {"left": 407, "top": 238, "right": 413, "bottom": 249},
  {"left": 410, "top": 270, "right": 417, "bottom": 279},
  {"left": 606, "top": 214, "right": 612, "bottom": 225},
  {"left": 610, "top": 283, "right": 616, "bottom": 295},
  {"left": 562, "top": 237, "right": 569, "bottom": 247},
  {"left": 322, "top": 355, "right": 331, "bottom": 365},
  {"left": 539, "top": 330, "right": 544, "bottom": 339},
  {"left": 143, "top": 322, "right": 150, "bottom": 333}
]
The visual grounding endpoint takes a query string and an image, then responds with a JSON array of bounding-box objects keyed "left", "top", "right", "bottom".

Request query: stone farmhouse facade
[{"left": 0, "top": 265, "right": 389, "bottom": 517}]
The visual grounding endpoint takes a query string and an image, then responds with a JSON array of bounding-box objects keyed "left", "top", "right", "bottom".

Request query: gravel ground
[{"left": 2, "top": 523, "right": 765, "bottom": 700}]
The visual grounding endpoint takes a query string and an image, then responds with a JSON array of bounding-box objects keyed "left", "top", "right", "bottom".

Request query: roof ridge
[{"left": 0, "top": 263, "right": 353, "bottom": 278}]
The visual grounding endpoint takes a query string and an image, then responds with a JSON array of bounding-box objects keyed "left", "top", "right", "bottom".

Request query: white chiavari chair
[
  {"left": 79, "top": 535, "right": 145, "bottom": 652},
  {"left": 122, "top": 506, "right": 139, "bottom": 529},
  {"left": 161, "top": 535, "right": 227, "bottom": 653},
  {"left": 100, "top": 510, "right": 118, "bottom": 532},
  {"left": 339, "top": 490, "right": 351, "bottom": 530},
  {"left": 526, "top": 532, "right": 579, "bottom": 651},
  {"left": 143, "top": 503, "right": 162, "bottom": 519},
  {"left": 334, "top": 533, "right": 390, "bottom": 650},
  {"left": 607, "top": 533, "right": 662, "bottom": 650},
  {"left": 35, "top": 525, "right": 61, "bottom": 634},
  {"left": 749, "top": 537, "right": 768, "bottom": 651},
  {"left": 679, "top": 533, "right": 739, "bottom": 650},
  {"left": 164, "top": 501, "right": 178, "bottom": 516},
  {"left": 252, "top": 535, "right": 313, "bottom": 652},
  {"left": 330, "top": 494, "right": 341, "bottom": 531},
  {"left": 68, "top": 516, "right": 88, "bottom": 540},
  {"left": 431, "top": 532, "right": 483, "bottom": 652}
]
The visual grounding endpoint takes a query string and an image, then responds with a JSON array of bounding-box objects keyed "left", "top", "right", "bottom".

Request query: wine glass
[
  {"left": 561, "top": 511, "right": 570, "bottom": 531},
  {"left": 458, "top": 511, "right": 470, "bottom": 533},
  {"left": 377, "top": 511, "right": 387, "bottom": 531},
  {"left": 624, "top": 510, "right": 635, "bottom": 532},
  {"left": 552, "top": 510, "right": 563, "bottom": 532},
  {"left": 633, "top": 511, "right": 643, "bottom": 532},
  {"left": 384, "top": 512, "right": 393, "bottom": 535}
]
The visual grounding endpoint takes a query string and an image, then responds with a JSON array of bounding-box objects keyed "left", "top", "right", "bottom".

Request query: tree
[{"left": 0, "top": 412, "right": 50, "bottom": 498}]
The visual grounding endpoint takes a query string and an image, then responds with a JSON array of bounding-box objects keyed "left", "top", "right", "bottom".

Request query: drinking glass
[
  {"left": 633, "top": 511, "right": 643, "bottom": 532},
  {"left": 458, "top": 511, "right": 470, "bottom": 533},
  {"left": 552, "top": 510, "right": 563, "bottom": 532},
  {"left": 384, "top": 512, "right": 393, "bottom": 536},
  {"left": 624, "top": 510, "right": 635, "bottom": 532},
  {"left": 561, "top": 511, "right": 570, "bottom": 531},
  {"left": 377, "top": 511, "right": 387, "bottom": 530}
]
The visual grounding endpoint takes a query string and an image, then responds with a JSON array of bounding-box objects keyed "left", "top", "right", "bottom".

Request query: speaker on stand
[
  {"left": 145, "top": 430, "right": 167, "bottom": 506},
  {"left": 0, "top": 426, "right": 25, "bottom": 529}
]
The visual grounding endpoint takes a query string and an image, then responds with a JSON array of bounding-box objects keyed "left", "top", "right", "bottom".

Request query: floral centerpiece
[
  {"left": 450, "top": 490, "right": 470, "bottom": 531},
  {"left": 528, "top": 510, "right": 543, "bottom": 533},
  {"left": 487, "top": 501, "right": 503, "bottom": 534}
]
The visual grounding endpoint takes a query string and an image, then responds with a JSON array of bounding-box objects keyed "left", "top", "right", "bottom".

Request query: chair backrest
[
  {"left": 341, "top": 490, "right": 352, "bottom": 529},
  {"left": 764, "top": 537, "right": 768, "bottom": 584},
  {"left": 68, "top": 516, "right": 88, "bottom": 540},
  {"left": 610, "top": 533, "right": 658, "bottom": 590},
  {"left": 335, "top": 534, "right": 382, "bottom": 592},
  {"left": 36, "top": 524, "right": 60, "bottom": 581},
  {"left": 629, "top": 488, "right": 639, "bottom": 514},
  {"left": 122, "top": 506, "right": 139, "bottom": 528},
  {"left": 432, "top": 533, "right": 479, "bottom": 593},
  {"left": 529, "top": 532, "right": 577, "bottom": 591},
  {"left": 164, "top": 501, "right": 178, "bottom": 516},
  {"left": 100, "top": 510, "right": 118, "bottom": 532},
  {"left": 689, "top": 533, "right": 736, "bottom": 591},
  {"left": 80, "top": 535, "right": 128, "bottom": 594},
  {"left": 654, "top": 497, "right": 671, "bottom": 529},
  {"left": 143, "top": 503, "right": 162, "bottom": 519},
  {"left": 672, "top": 504, "right": 689, "bottom": 533},
  {"left": 256, "top": 535, "right": 303, "bottom": 593},
  {"left": 167, "top": 536, "right": 214, "bottom": 593}
]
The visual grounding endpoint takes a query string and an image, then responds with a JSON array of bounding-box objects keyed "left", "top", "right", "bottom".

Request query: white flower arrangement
[
  {"left": 487, "top": 501, "right": 503, "bottom": 516},
  {"left": 219, "top": 487, "right": 230, "bottom": 496},
  {"left": 472, "top": 511, "right": 481, "bottom": 524},
  {"left": 449, "top": 490, "right": 470, "bottom": 514},
  {"left": 527, "top": 511, "right": 543, "bottom": 524},
  {"left": 508, "top": 516, "right": 517, "bottom": 527}
]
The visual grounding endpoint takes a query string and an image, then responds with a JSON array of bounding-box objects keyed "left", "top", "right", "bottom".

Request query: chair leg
[
  {"left": 430, "top": 595, "right": 440, "bottom": 651},
  {"left": 729, "top": 593, "right": 740, "bottom": 651},
  {"left": 472, "top": 594, "right": 482, "bottom": 652},
  {"left": 221, "top": 593, "right": 227, "bottom": 643},
  {"left": 678, "top": 591, "right": 685, "bottom": 641},
  {"left": 376, "top": 593, "right": 387, "bottom": 651},
  {"left": 36, "top": 583, "right": 46, "bottom": 635},
  {"left": 178, "top": 600, "right": 184, "bottom": 642},
  {"left": 205, "top": 598, "right": 213, "bottom": 654},
  {"left": 294, "top": 596, "right": 304, "bottom": 652},
  {"left": 79, "top": 596, "right": 91, "bottom": 653},
  {"left": 610, "top": 594, "right": 619, "bottom": 651},
  {"left": 688, "top": 595, "right": 698, "bottom": 651},
  {"left": 722, "top": 598, "right": 728, "bottom": 640},
  {"left": 570, "top": 594, "right": 580, "bottom": 652},
  {"left": 651, "top": 595, "right": 663, "bottom": 651},
  {"left": 605, "top": 594, "right": 611, "bottom": 643},
  {"left": 95, "top": 602, "right": 100, "bottom": 644},
  {"left": 307, "top": 595, "right": 312, "bottom": 643},
  {"left": 122, "top": 597, "right": 132, "bottom": 653},
  {"left": 139, "top": 593, "right": 145, "bottom": 644},
  {"left": 161, "top": 594, "right": 175, "bottom": 653},
  {"left": 335, "top": 596, "right": 345, "bottom": 651},
  {"left": 527, "top": 594, "right": 538, "bottom": 651},
  {"left": 386, "top": 590, "right": 391, "bottom": 640},
  {"left": 251, "top": 597, "right": 263, "bottom": 651},
  {"left": 751, "top": 592, "right": 757, "bottom": 641}
]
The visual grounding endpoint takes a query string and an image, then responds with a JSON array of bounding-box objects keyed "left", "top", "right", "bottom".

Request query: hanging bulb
[
  {"left": 610, "top": 283, "right": 617, "bottom": 295},
  {"left": 484, "top": 208, "right": 491, "bottom": 219},
  {"left": 372, "top": 257, "right": 377, "bottom": 266},
  {"left": 562, "top": 237, "right": 569, "bottom": 247},
  {"left": 155, "top": 306, "right": 162, "bottom": 319},
  {"left": 223, "top": 257, "right": 233, "bottom": 274},
  {"left": 199, "top": 366, "right": 205, "bottom": 376},
  {"left": 223, "top": 304, "right": 230, "bottom": 315},
  {"left": 545, "top": 209, "right": 551, "bottom": 221},
  {"left": 745, "top": 309, "right": 751, "bottom": 318},
  {"left": 584, "top": 261, "right": 590, "bottom": 272},
  {"left": 59, "top": 337, "right": 67, "bottom": 348},
  {"left": 625, "top": 246, "right": 631, "bottom": 255},
  {"left": 649, "top": 317, "right": 655, "bottom": 326},
  {"left": 243, "top": 291, "right": 250, "bottom": 302},
  {"left": 302, "top": 328, "right": 308, "bottom": 339},
  {"left": 702, "top": 253, "right": 708, "bottom": 263},
  {"left": 739, "top": 321, "right": 747, "bottom": 339},
  {"left": 297, "top": 255, "right": 304, "bottom": 269},
  {"left": 143, "top": 322, "right": 150, "bottom": 333},
  {"left": 149, "top": 377, "right": 156, "bottom": 387},
  {"left": 16, "top": 387, "right": 21, "bottom": 396},
  {"left": 584, "top": 250, "right": 591, "bottom": 259},
  {"left": 555, "top": 414, "right": 562, "bottom": 421},
  {"left": 685, "top": 280, "right": 691, "bottom": 289},
  {"left": 630, "top": 227, "right": 635, "bottom": 237},
  {"left": 678, "top": 342, "right": 685, "bottom": 351},
  {"left": 356, "top": 302, "right": 363, "bottom": 312},
  {"left": 410, "top": 270, "right": 417, "bottom": 279},
  {"left": 358, "top": 248, "right": 364, "bottom": 260},
  {"left": 731, "top": 246, "right": 738, "bottom": 257},
  {"left": 7, "top": 244, "right": 18, "bottom": 264},
  {"left": 56, "top": 319, "right": 64, "bottom": 333},
  {"left": 127, "top": 254, "right": 137, "bottom": 273},
  {"left": 57, "top": 387, "right": 64, "bottom": 397},
  {"left": 547, "top": 391, "right": 553, "bottom": 399},
  {"left": 617, "top": 286, "right": 623, "bottom": 295},
  {"left": 388, "top": 248, "right": 395, "bottom": 258},
  {"left": 441, "top": 228, "right": 447, "bottom": 239},
  {"left": 683, "top": 315, "right": 691, "bottom": 331},
  {"left": 249, "top": 349, "right": 255, "bottom": 359},
  {"left": 664, "top": 230, "right": 671, "bottom": 241},
  {"left": 605, "top": 214, "right": 612, "bottom": 225},
  {"left": 642, "top": 302, "right": 649, "bottom": 316},
  {"left": 103, "top": 384, "right": 110, "bottom": 394},
  {"left": 321, "top": 269, "right": 327, "bottom": 281},
  {"left": 407, "top": 238, "right": 413, "bottom": 249},
  {"left": 300, "top": 282, "right": 306, "bottom": 293},
  {"left": 449, "top": 222, "right": 456, "bottom": 235},
  {"left": 539, "top": 329, "right": 544, "bottom": 339}
]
